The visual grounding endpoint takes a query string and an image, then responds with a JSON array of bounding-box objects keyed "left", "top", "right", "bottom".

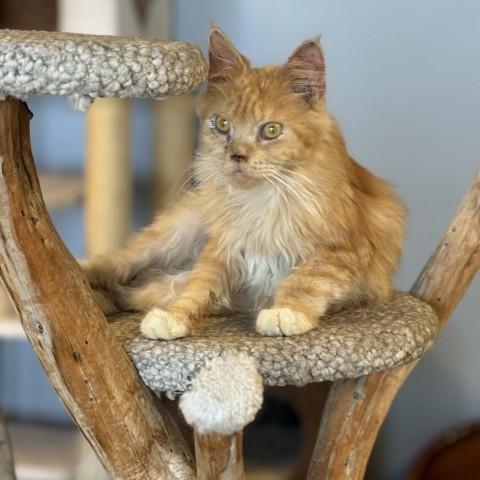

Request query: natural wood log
[
  {"left": 86, "top": 98, "right": 132, "bottom": 256},
  {"left": 410, "top": 169, "right": 480, "bottom": 326},
  {"left": 0, "top": 278, "right": 14, "bottom": 317},
  {"left": 0, "top": 173, "right": 83, "bottom": 320},
  {"left": 308, "top": 366, "right": 416, "bottom": 479},
  {"left": 0, "top": 408, "right": 16, "bottom": 480},
  {"left": 0, "top": 98, "right": 195, "bottom": 480},
  {"left": 195, "top": 430, "right": 245, "bottom": 480},
  {"left": 308, "top": 169, "right": 480, "bottom": 479}
]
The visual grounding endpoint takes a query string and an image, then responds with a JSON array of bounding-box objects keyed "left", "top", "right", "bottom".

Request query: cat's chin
[
  {"left": 233, "top": 170, "right": 248, "bottom": 181},
  {"left": 227, "top": 170, "right": 260, "bottom": 189}
]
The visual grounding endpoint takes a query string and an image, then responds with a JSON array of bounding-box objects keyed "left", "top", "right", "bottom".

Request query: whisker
[
  {"left": 265, "top": 168, "right": 325, "bottom": 216},
  {"left": 264, "top": 175, "right": 289, "bottom": 205},
  {"left": 274, "top": 165, "right": 326, "bottom": 199},
  {"left": 170, "top": 167, "right": 200, "bottom": 194},
  {"left": 192, "top": 158, "right": 225, "bottom": 187},
  {"left": 273, "top": 167, "right": 325, "bottom": 209}
]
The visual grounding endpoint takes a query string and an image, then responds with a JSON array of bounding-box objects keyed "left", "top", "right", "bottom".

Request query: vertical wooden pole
[
  {"left": 308, "top": 170, "right": 480, "bottom": 479},
  {"left": 0, "top": 409, "right": 16, "bottom": 480},
  {"left": 85, "top": 98, "right": 132, "bottom": 256},
  {"left": 152, "top": 94, "right": 196, "bottom": 211},
  {"left": 0, "top": 98, "right": 195, "bottom": 480},
  {"left": 195, "top": 430, "right": 245, "bottom": 480}
]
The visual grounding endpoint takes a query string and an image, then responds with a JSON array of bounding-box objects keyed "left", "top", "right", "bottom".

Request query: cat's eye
[
  {"left": 214, "top": 116, "right": 231, "bottom": 134},
  {"left": 260, "top": 122, "right": 283, "bottom": 140}
]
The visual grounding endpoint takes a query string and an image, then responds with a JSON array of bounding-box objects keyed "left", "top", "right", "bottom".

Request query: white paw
[
  {"left": 256, "top": 307, "right": 316, "bottom": 337},
  {"left": 141, "top": 308, "right": 190, "bottom": 340}
]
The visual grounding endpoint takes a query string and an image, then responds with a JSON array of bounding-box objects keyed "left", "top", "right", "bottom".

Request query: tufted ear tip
[
  {"left": 207, "top": 25, "right": 251, "bottom": 82},
  {"left": 281, "top": 36, "right": 327, "bottom": 103},
  {"left": 209, "top": 20, "right": 221, "bottom": 31}
]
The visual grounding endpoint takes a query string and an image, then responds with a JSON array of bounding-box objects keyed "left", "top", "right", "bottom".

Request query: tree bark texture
[
  {"left": 0, "top": 98, "right": 195, "bottom": 480},
  {"left": 308, "top": 169, "right": 480, "bottom": 479},
  {"left": 194, "top": 430, "right": 245, "bottom": 480},
  {"left": 0, "top": 408, "right": 16, "bottom": 480}
]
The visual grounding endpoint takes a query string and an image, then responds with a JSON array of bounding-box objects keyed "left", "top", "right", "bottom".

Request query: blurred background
[{"left": 0, "top": 1, "right": 478, "bottom": 479}]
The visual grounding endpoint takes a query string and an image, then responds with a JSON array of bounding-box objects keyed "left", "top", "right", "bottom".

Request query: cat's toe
[
  {"left": 256, "top": 309, "right": 282, "bottom": 336},
  {"left": 256, "top": 307, "right": 316, "bottom": 337},
  {"left": 141, "top": 308, "right": 190, "bottom": 340}
]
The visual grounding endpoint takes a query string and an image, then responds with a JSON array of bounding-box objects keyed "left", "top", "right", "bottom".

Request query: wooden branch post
[
  {"left": 195, "top": 431, "right": 245, "bottom": 480},
  {"left": 86, "top": 98, "right": 132, "bottom": 256},
  {"left": 0, "top": 408, "right": 16, "bottom": 480},
  {"left": 0, "top": 98, "right": 195, "bottom": 480},
  {"left": 308, "top": 170, "right": 480, "bottom": 479}
]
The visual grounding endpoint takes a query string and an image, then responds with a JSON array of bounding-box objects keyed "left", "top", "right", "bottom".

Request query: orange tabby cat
[{"left": 82, "top": 26, "right": 406, "bottom": 340}]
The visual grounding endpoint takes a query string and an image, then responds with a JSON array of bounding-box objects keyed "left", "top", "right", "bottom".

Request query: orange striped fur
[{"left": 82, "top": 27, "right": 406, "bottom": 339}]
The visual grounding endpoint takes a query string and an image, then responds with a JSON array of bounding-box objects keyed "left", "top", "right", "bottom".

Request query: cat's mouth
[
  {"left": 227, "top": 163, "right": 262, "bottom": 187},
  {"left": 230, "top": 165, "right": 251, "bottom": 183},
  {"left": 233, "top": 168, "right": 248, "bottom": 181}
]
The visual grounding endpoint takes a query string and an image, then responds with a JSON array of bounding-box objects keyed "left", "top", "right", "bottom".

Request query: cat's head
[{"left": 195, "top": 26, "right": 337, "bottom": 190}]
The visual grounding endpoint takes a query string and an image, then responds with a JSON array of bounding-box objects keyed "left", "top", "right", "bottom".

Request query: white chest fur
[
  {"left": 236, "top": 248, "right": 295, "bottom": 310},
  {"left": 212, "top": 186, "right": 307, "bottom": 311}
]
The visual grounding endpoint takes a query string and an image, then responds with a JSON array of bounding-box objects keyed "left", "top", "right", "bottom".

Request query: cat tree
[{"left": 0, "top": 29, "right": 478, "bottom": 479}]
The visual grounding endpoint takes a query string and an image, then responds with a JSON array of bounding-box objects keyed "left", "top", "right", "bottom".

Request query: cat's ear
[
  {"left": 208, "top": 24, "right": 251, "bottom": 82},
  {"left": 281, "top": 37, "right": 326, "bottom": 103}
]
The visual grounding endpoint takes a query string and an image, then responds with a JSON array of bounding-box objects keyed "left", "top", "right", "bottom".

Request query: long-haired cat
[{"left": 82, "top": 26, "right": 406, "bottom": 340}]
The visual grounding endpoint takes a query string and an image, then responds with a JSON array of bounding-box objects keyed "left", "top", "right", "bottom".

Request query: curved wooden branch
[
  {"left": 195, "top": 431, "right": 245, "bottom": 480},
  {"left": 308, "top": 169, "right": 480, "bottom": 479},
  {"left": 0, "top": 99, "right": 195, "bottom": 480},
  {"left": 410, "top": 170, "right": 480, "bottom": 325}
]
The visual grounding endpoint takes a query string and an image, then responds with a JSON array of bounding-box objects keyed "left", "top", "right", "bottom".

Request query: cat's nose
[{"left": 231, "top": 152, "right": 249, "bottom": 163}]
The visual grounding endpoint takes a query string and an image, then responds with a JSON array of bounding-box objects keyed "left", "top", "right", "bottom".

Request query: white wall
[{"left": 174, "top": 1, "right": 479, "bottom": 478}]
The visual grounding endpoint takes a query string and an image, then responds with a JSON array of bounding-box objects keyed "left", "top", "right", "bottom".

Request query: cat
[{"left": 82, "top": 26, "right": 406, "bottom": 340}]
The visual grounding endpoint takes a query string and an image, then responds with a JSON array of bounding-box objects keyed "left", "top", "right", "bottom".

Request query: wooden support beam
[
  {"left": 308, "top": 169, "right": 480, "bottom": 479},
  {"left": 0, "top": 98, "right": 195, "bottom": 480},
  {"left": 0, "top": 409, "right": 16, "bottom": 480},
  {"left": 85, "top": 98, "right": 132, "bottom": 256},
  {"left": 195, "top": 430, "right": 245, "bottom": 480},
  {"left": 409, "top": 170, "right": 480, "bottom": 325}
]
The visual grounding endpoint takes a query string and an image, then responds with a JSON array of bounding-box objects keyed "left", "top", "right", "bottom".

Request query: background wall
[{"left": 0, "top": 2, "right": 478, "bottom": 479}]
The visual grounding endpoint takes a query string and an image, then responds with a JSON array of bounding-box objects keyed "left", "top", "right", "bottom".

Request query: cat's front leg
[
  {"left": 256, "top": 253, "right": 357, "bottom": 337},
  {"left": 141, "top": 242, "right": 229, "bottom": 340}
]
